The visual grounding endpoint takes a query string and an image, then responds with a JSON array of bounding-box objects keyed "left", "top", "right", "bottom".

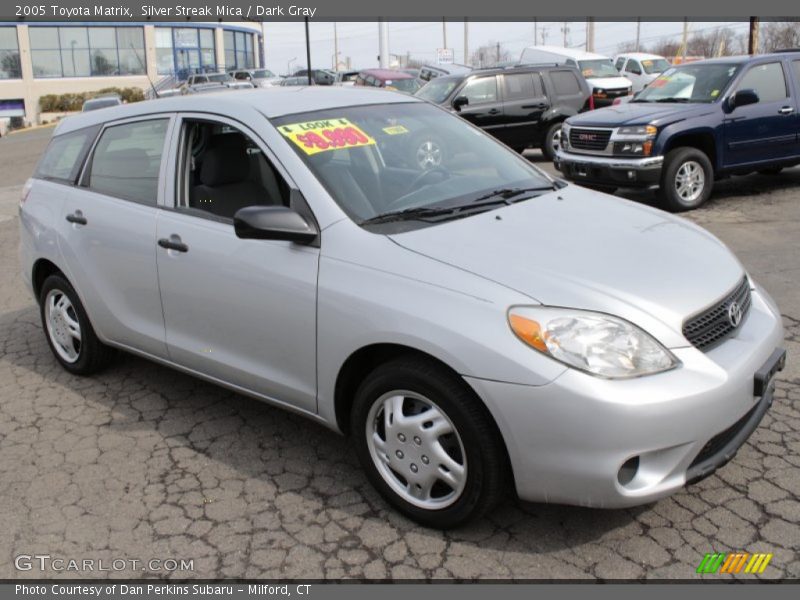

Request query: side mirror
[
  {"left": 729, "top": 88, "right": 759, "bottom": 110},
  {"left": 453, "top": 95, "right": 469, "bottom": 111},
  {"left": 234, "top": 206, "right": 318, "bottom": 244}
]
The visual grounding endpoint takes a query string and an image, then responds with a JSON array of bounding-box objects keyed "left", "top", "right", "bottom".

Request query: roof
[
  {"left": 359, "top": 68, "right": 415, "bottom": 80},
  {"left": 54, "top": 87, "right": 420, "bottom": 136},
  {"left": 521, "top": 45, "right": 611, "bottom": 61},
  {"left": 614, "top": 52, "right": 666, "bottom": 60}
]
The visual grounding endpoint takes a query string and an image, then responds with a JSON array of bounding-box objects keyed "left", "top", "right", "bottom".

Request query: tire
[
  {"left": 351, "top": 356, "right": 508, "bottom": 528},
  {"left": 758, "top": 167, "right": 783, "bottom": 175},
  {"left": 409, "top": 134, "right": 446, "bottom": 170},
  {"left": 540, "top": 121, "right": 563, "bottom": 161},
  {"left": 656, "top": 147, "right": 714, "bottom": 212},
  {"left": 39, "top": 274, "right": 115, "bottom": 375}
]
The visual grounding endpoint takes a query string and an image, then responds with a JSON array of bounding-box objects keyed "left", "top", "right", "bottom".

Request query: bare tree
[
  {"left": 760, "top": 20, "right": 800, "bottom": 52},
  {"left": 470, "top": 41, "right": 512, "bottom": 68}
]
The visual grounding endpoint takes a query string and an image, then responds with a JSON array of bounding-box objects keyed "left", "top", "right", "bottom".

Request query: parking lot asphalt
[{"left": 0, "top": 127, "right": 798, "bottom": 580}]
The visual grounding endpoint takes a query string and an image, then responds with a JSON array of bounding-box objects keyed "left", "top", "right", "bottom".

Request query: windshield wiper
[
  {"left": 471, "top": 185, "right": 557, "bottom": 203},
  {"left": 359, "top": 206, "right": 460, "bottom": 225},
  {"left": 654, "top": 97, "right": 691, "bottom": 103}
]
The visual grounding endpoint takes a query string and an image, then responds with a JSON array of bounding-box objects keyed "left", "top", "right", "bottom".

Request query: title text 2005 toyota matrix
[{"left": 20, "top": 88, "right": 786, "bottom": 527}]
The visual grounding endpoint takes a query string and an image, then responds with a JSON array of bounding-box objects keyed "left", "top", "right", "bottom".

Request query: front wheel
[
  {"left": 351, "top": 357, "right": 508, "bottom": 528},
  {"left": 656, "top": 147, "right": 714, "bottom": 212}
]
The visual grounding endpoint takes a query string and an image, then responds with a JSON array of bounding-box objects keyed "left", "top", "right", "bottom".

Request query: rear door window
[
  {"left": 550, "top": 70, "right": 581, "bottom": 95},
  {"left": 503, "top": 73, "right": 536, "bottom": 100},
  {"left": 737, "top": 62, "right": 788, "bottom": 103},
  {"left": 86, "top": 119, "right": 169, "bottom": 205},
  {"left": 35, "top": 125, "right": 99, "bottom": 183}
]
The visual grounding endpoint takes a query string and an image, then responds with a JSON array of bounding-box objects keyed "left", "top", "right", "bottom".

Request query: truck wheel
[
  {"left": 657, "top": 147, "right": 714, "bottom": 212},
  {"left": 350, "top": 356, "right": 508, "bottom": 528},
  {"left": 541, "top": 122, "right": 563, "bottom": 161}
]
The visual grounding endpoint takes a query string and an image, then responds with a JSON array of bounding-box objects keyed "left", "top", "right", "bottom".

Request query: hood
[
  {"left": 388, "top": 186, "right": 744, "bottom": 347},
  {"left": 568, "top": 102, "right": 716, "bottom": 127},
  {"left": 586, "top": 76, "right": 632, "bottom": 89}
]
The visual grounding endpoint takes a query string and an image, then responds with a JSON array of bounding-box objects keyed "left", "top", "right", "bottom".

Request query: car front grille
[
  {"left": 682, "top": 277, "right": 752, "bottom": 350},
  {"left": 568, "top": 128, "right": 612, "bottom": 152},
  {"left": 604, "top": 87, "right": 630, "bottom": 98},
  {"left": 687, "top": 401, "right": 756, "bottom": 474}
]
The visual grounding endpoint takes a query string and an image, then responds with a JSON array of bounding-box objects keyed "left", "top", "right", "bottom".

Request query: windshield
[
  {"left": 578, "top": 59, "right": 620, "bottom": 79},
  {"left": 271, "top": 103, "right": 554, "bottom": 228},
  {"left": 641, "top": 58, "right": 670, "bottom": 74},
  {"left": 415, "top": 78, "right": 459, "bottom": 103},
  {"left": 634, "top": 63, "right": 739, "bottom": 103},
  {"left": 253, "top": 69, "right": 275, "bottom": 78},
  {"left": 385, "top": 78, "right": 420, "bottom": 93}
]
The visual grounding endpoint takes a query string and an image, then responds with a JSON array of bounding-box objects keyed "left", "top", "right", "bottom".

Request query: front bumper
[
  {"left": 555, "top": 148, "right": 664, "bottom": 188},
  {"left": 465, "top": 285, "right": 785, "bottom": 508}
]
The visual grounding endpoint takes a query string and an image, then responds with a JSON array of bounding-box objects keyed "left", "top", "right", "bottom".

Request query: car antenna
[{"left": 131, "top": 43, "right": 160, "bottom": 99}]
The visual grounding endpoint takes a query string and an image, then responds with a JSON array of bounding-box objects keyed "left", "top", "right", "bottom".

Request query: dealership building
[{"left": 0, "top": 21, "right": 264, "bottom": 126}]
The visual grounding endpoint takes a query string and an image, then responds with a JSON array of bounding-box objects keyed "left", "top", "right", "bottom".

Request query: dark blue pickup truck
[{"left": 554, "top": 51, "right": 800, "bottom": 211}]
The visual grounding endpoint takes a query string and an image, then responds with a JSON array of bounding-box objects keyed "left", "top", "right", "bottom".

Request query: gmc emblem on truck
[{"left": 578, "top": 133, "right": 597, "bottom": 141}]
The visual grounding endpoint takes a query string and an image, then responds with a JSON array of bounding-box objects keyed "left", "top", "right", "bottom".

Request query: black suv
[{"left": 415, "top": 65, "right": 592, "bottom": 159}]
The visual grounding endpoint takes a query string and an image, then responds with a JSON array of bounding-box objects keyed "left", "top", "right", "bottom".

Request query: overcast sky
[{"left": 261, "top": 20, "right": 751, "bottom": 74}]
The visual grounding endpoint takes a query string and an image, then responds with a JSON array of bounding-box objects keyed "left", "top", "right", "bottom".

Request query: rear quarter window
[
  {"left": 35, "top": 125, "right": 99, "bottom": 183},
  {"left": 550, "top": 70, "right": 581, "bottom": 95}
]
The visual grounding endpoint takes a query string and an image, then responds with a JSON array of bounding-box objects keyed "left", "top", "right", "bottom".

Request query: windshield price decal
[
  {"left": 382, "top": 125, "right": 409, "bottom": 135},
  {"left": 279, "top": 118, "right": 375, "bottom": 155}
]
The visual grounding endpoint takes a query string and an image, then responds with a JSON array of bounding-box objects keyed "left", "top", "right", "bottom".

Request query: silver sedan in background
[{"left": 19, "top": 88, "right": 785, "bottom": 527}]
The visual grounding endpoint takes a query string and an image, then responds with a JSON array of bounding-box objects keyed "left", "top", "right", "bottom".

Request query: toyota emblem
[{"left": 727, "top": 301, "right": 743, "bottom": 328}]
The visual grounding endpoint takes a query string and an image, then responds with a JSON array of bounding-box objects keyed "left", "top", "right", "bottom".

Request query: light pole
[{"left": 287, "top": 57, "right": 297, "bottom": 76}]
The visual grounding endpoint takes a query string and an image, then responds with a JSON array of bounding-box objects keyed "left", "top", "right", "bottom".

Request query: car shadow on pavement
[{"left": 0, "top": 304, "right": 649, "bottom": 559}]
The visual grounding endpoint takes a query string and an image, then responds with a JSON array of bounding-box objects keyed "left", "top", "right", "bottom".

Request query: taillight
[
  {"left": 612, "top": 97, "right": 622, "bottom": 106},
  {"left": 20, "top": 178, "right": 33, "bottom": 205}
]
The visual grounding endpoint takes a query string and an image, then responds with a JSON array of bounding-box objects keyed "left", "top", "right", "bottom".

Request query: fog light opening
[{"left": 618, "top": 456, "right": 640, "bottom": 487}]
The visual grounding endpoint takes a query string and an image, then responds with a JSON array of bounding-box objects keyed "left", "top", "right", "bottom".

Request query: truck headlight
[
  {"left": 618, "top": 125, "right": 657, "bottom": 136},
  {"left": 508, "top": 306, "right": 679, "bottom": 378}
]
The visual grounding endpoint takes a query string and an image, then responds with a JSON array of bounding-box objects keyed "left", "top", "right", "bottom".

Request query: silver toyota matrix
[{"left": 19, "top": 87, "right": 786, "bottom": 527}]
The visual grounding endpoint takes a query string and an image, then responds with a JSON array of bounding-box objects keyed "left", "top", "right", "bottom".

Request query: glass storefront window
[
  {"left": 30, "top": 26, "right": 145, "bottom": 78},
  {"left": 0, "top": 27, "right": 21, "bottom": 79},
  {"left": 224, "top": 29, "right": 256, "bottom": 70},
  {"left": 157, "top": 27, "right": 217, "bottom": 76}
]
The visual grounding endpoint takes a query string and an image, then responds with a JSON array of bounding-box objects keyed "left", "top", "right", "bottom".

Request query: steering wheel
[{"left": 401, "top": 167, "right": 451, "bottom": 198}]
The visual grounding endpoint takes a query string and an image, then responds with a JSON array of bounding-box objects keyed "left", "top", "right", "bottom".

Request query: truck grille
[
  {"left": 604, "top": 87, "right": 630, "bottom": 98},
  {"left": 682, "top": 277, "right": 752, "bottom": 350},
  {"left": 568, "top": 128, "right": 612, "bottom": 152}
]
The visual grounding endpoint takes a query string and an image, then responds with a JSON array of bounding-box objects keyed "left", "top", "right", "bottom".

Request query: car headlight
[
  {"left": 508, "top": 306, "right": 679, "bottom": 378},
  {"left": 618, "top": 125, "right": 657, "bottom": 136}
]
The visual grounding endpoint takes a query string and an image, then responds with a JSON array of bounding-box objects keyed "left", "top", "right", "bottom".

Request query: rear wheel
[
  {"left": 540, "top": 122, "right": 563, "bottom": 161},
  {"left": 656, "top": 147, "right": 714, "bottom": 212},
  {"left": 351, "top": 356, "right": 508, "bottom": 528},
  {"left": 39, "top": 274, "right": 114, "bottom": 375}
]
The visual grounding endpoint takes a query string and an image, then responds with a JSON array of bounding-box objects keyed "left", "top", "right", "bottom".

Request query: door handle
[
  {"left": 487, "top": 108, "right": 500, "bottom": 115},
  {"left": 65, "top": 211, "right": 87, "bottom": 225},
  {"left": 778, "top": 106, "right": 795, "bottom": 115},
  {"left": 158, "top": 236, "right": 189, "bottom": 253}
]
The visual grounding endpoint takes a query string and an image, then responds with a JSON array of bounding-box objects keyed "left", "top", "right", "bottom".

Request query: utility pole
[
  {"left": 496, "top": 42, "right": 501, "bottom": 63},
  {"left": 463, "top": 19, "right": 469, "bottom": 64},
  {"left": 304, "top": 17, "right": 312, "bottom": 84},
  {"left": 748, "top": 17, "right": 760, "bottom": 54},
  {"left": 442, "top": 18, "right": 447, "bottom": 50},
  {"left": 541, "top": 27, "right": 548, "bottom": 45},
  {"left": 333, "top": 22, "right": 339, "bottom": 71},
  {"left": 562, "top": 22, "right": 569, "bottom": 47},
  {"left": 534, "top": 18, "right": 538, "bottom": 45},
  {"left": 378, "top": 19, "right": 389, "bottom": 67},
  {"left": 635, "top": 18, "right": 641, "bottom": 52},
  {"left": 586, "top": 18, "right": 595, "bottom": 52},
  {"left": 681, "top": 18, "right": 688, "bottom": 61}
]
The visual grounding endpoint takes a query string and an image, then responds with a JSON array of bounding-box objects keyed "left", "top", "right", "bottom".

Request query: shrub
[{"left": 39, "top": 86, "right": 145, "bottom": 113}]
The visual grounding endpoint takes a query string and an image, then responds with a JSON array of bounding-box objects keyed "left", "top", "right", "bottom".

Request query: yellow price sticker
[
  {"left": 279, "top": 118, "right": 375, "bottom": 155},
  {"left": 382, "top": 125, "right": 409, "bottom": 135}
]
